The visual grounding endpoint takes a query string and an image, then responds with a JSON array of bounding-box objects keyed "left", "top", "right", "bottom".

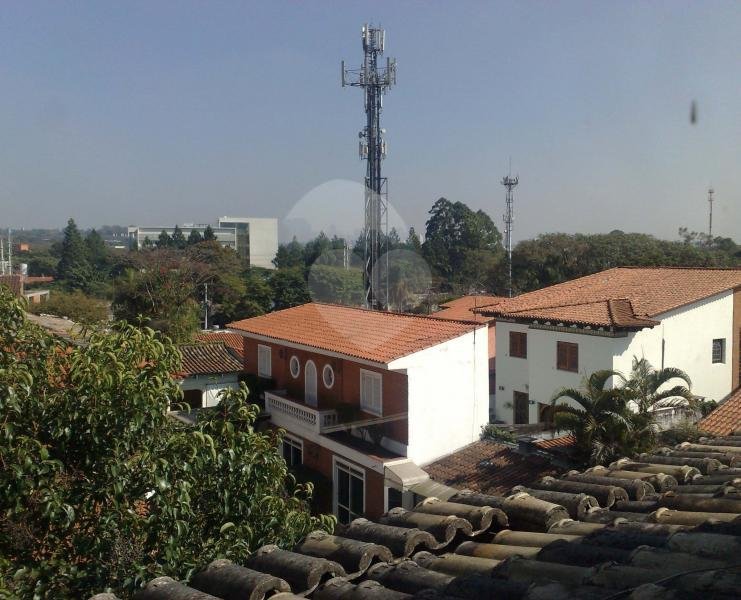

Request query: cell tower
[
  {"left": 342, "top": 24, "right": 397, "bottom": 309},
  {"left": 502, "top": 172, "right": 519, "bottom": 298},
  {"left": 708, "top": 187, "right": 715, "bottom": 238}
]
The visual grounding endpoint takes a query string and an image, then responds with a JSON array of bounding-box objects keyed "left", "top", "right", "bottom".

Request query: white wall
[
  {"left": 494, "top": 290, "right": 736, "bottom": 424},
  {"left": 390, "top": 326, "right": 489, "bottom": 465},
  {"left": 613, "top": 291, "right": 734, "bottom": 402},
  {"left": 180, "top": 373, "right": 240, "bottom": 408},
  {"left": 245, "top": 218, "right": 279, "bottom": 269}
]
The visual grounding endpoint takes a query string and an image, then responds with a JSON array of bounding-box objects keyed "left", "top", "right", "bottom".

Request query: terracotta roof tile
[
  {"left": 178, "top": 343, "right": 243, "bottom": 377},
  {"left": 228, "top": 303, "right": 480, "bottom": 364},
  {"left": 195, "top": 332, "right": 245, "bottom": 360},
  {"left": 699, "top": 387, "right": 741, "bottom": 436},
  {"left": 533, "top": 434, "right": 576, "bottom": 450},
  {"left": 424, "top": 440, "right": 559, "bottom": 495},
  {"left": 478, "top": 267, "right": 741, "bottom": 328},
  {"left": 434, "top": 295, "right": 505, "bottom": 323}
]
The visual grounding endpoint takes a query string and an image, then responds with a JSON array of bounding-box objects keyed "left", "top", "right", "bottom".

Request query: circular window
[
  {"left": 322, "top": 364, "right": 335, "bottom": 389},
  {"left": 289, "top": 356, "right": 300, "bottom": 378}
]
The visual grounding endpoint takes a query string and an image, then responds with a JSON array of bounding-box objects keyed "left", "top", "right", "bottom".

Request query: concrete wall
[
  {"left": 392, "top": 326, "right": 489, "bottom": 465},
  {"left": 246, "top": 218, "right": 278, "bottom": 269}
]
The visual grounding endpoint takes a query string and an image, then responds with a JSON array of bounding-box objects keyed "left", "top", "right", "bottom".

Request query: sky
[{"left": 0, "top": 1, "right": 739, "bottom": 242}]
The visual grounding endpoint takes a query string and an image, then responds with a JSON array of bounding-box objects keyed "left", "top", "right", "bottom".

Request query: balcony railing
[{"left": 265, "top": 391, "right": 339, "bottom": 434}]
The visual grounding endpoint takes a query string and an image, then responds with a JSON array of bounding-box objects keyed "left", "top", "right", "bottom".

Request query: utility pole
[
  {"left": 203, "top": 282, "right": 209, "bottom": 330},
  {"left": 708, "top": 187, "right": 715, "bottom": 239},
  {"left": 501, "top": 171, "right": 519, "bottom": 298},
  {"left": 342, "top": 24, "right": 396, "bottom": 309},
  {"left": 7, "top": 229, "right": 12, "bottom": 275}
]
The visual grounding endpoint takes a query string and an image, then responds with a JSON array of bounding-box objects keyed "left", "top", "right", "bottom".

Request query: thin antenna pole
[
  {"left": 203, "top": 283, "right": 209, "bottom": 330},
  {"left": 502, "top": 173, "right": 519, "bottom": 298},
  {"left": 0, "top": 234, "right": 5, "bottom": 275},
  {"left": 342, "top": 24, "right": 396, "bottom": 310},
  {"left": 7, "top": 229, "right": 12, "bottom": 275},
  {"left": 708, "top": 187, "right": 714, "bottom": 239}
]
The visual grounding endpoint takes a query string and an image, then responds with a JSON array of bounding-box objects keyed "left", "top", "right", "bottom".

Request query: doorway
[
  {"left": 514, "top": 391, "right": 529, "bottom": 425},
  {"left": 305, "top": 360, "right": 317, "bottom": 406}
]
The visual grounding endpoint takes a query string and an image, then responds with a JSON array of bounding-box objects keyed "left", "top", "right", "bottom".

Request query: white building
[
  {"left": 228, "top": 303, "right": 489, "bottom": 521},
  {"left": 128, "top": 215, "right": 278, "bottom": 269},
  {"left": 482, "top": 267, "right": 741, "bottom": 425}
]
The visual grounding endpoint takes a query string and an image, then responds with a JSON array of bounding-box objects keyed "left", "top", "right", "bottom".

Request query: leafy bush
[
  {"left": 28, "top": 289, "right": 109, "bottom": 324},
  {"left": 658, "top": 420, "right": 706, "bottom": 446},
  {"left": 0, "top": 289, "right": 332, "bottom": 598},
  {"left": 481, "top": 424, "right": 517, "bottom": 443}
]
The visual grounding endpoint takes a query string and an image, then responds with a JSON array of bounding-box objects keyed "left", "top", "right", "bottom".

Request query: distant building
[
  {"left": 481, "top": 267, "right": 741, "bottom": 426},
  {"left": 128, "top": 216, "right": 278, "bottom": 269}
]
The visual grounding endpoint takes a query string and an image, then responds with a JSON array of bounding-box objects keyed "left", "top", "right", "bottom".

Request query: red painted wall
[{"left": 242, "top": 337, "right": 408, "bottom": 445}]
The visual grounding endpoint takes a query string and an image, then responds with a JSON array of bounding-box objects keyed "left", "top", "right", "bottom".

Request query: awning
[
  {"left": 384, "top": 460, "right": 430, "bottom": 489},
  {"left": 409, "top": 479, "right": 459, "bottom": 501}
]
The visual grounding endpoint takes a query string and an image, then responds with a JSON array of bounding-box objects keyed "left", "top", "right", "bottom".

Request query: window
[
  {"left": 387, "top": 487, "right": 403, "bottom": 511},
  {"left": 556, "top": 341, "right": 578, "bottom": 372},
  {"left": 323, "top": 364, "right": 335, "bottom": 388},
  {"left": 257, "top": 344, "right": 271, "bottom": 378},
  {"left": 281, "top": 435, "right": 303, "bottom": 467},
  {"left": 514, "top": 391, "right": 529, "bottom": 425},
  {"left": 289, "top": 355, "right": 300, "bottom": 378},
  {"left": 712, "top": 338, "right": 726, "bottom": 364},
  {"left": 335, "top": 460, "right": 364, "bottom": 524},
  {"left": 305, "top": 360, "right": 318, "bottom": 407},
  {"left": 509, "top": 331, "right": 527, "bottom": 358},
  {"left": 360, "top": 369, "right": 382, "bottom": 416}
]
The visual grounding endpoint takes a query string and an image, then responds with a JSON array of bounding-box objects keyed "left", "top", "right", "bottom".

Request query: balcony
[
  {"left": 265, "top": 390, "right": 339, "bottom": 434},
  {"left": 265, "top": 390, "right": 408, "bottom": 436}
]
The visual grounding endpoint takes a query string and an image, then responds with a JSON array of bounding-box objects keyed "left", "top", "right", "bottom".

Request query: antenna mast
[
  {"left": 342, "top": 24, "right": 396, "bottom": 309},
  {"left": 707, "top": 187, "right": 714, "bottom": 239},
  {"left": 502, "top": 172, "right": 519, "bottom": 298}
]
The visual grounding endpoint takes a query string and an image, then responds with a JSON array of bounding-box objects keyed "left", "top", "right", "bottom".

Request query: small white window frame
[
  {"left": 712, "top": 338, "right": 726, "bottom": 364},
  {"left": 289, "top": 355, "right": 301, "bottom": 378},
  {"left": 359, "top": 369, "right": 383, "bottom": 416},
  {"left": 257, "top": 344, "right": 272, "bottom": 378},
  {"left": 322, "top": 364, "right": 335, "bottom": 389}
]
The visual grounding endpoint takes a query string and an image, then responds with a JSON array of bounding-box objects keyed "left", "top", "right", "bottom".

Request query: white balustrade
[{"left": 265, "top": 391, "right": 338, "bottom": 434}]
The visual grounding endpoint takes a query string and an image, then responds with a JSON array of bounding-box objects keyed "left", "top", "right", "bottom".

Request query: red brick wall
[
  {"left": 241, "top": 337, "right": 408, "bottom": 445},
  {"left": 284, "top": 430, "right": 386, "bottom": 520}
]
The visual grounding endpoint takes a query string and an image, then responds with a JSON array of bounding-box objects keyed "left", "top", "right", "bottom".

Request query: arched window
[{"left": 305, "top": 360, "right": 317, "bottom": 407}]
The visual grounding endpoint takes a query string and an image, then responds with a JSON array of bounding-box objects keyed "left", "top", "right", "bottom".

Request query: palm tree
[
  {"left": 551, "top": 370, "right": 636, "bottom": 465},
  {"left": 625, "top": 357, "right": 694, "bottom": 413}
]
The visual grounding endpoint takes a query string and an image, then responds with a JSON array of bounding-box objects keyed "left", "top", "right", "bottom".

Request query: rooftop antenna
[
  {"left": 7, "top": 229, "right": 12, "bottom": 275},
  {"left": 342, "top": 24, "right": 397, "bottom": 310},
  {"left": 502, "top": 166, "right": 519, "bottom": 298},
  {"left": 707, "top": 187, "right": 715, "bottom": 239},
  {"left": 0, "top": 233, "right": 5, "bottom": 276}
]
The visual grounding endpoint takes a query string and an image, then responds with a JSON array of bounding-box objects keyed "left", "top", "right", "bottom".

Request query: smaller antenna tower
[
  {"left": 707, "top": 187, "right": 715, "bottom": 239},
  {"left": 502, "top": 171, "right": 519, "bottom": 298}
]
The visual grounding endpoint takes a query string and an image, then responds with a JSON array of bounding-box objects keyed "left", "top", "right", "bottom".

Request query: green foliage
[
  {"left": 422, "top": 198, "right": 504, "bottom": 293},
  {"left": 0, "top": 290, "right": 332, "bottom": 599},
  {"left": 308, "top": 264, "right": 363, "bottom": 306},
  {"left": 56, "top": 219, "right": 92, "bottom": 291},
  {"left": 658, "top": 421, "right": 706, "bottom": 446},
  {"left": 481, "top": 424, "right": 517, "bottom": 443},
  {"left": 202, "top": 226, "right": 217, "bottom": 242},
  {"left": 171, "top": 226, "right": 187, "bottom": 250},
  {"left": 28, "top": 290, "right": 109, "bottom": 325},
  {"left": 187, "top": 229, "right": 203, "bottom": 246},
  {"left": 157, "top": 230, "right": 173, "bottom": 249},
  {"left": 270, "top": 268, "right": 311, "bottom": 310},
  {"left": 273, "top": 237, "right": 305, "bottom": 269},
  {"left": 85, "top": 229, "right": 108, "bottom": 270},
  {"left": 551, "top": 359, "right": 698, "bottom": 466}
]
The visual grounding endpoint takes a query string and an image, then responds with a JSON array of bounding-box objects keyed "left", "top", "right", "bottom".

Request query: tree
[
  {"left": 270, "top": 268, "right": 311, "bottom": 310},
  {"left": 85, "top": 229, "right": 108, "bottom": 270},
  {"left": 172, "top": 225, "right": 187, "bottom": 250},
  {"left": 422, "top": 198, "right": 504, "bottom": 292},
  {"left": 551, "top": 370, "right": 636, "bottom": 465},
  {"left": 56, "top": 218, "right": 92, "bottom": 290},
  {"left": 273, "top": 237, "right": 305, "bottom": 269},
  {"left": 157, "top": 230, "right": 173, "bottom": 248},
  {"left": 241, "top": 268, "right": 274, "bottom": 317},
  {"left": 0, "top": 289, "right": 331, "bottom": 598},
  {"left": 112, "top": 249, "right": 205, "bottom": 342},
  {"left": 202, "top": 225, "right": 217, "bottom": 242},
  {"left": 406, "top": 227, "right": 422, "bottom": 252},
  {"left": 27, "top": 289, "right": 108, "bottom": 325},
  {"left": 187, "top": 229, "right": 203, "bottom": 245}
]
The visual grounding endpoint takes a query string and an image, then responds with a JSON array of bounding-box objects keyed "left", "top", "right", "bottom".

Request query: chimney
[{"left": 516, "top": 435, "right": 538, "bottom": 456}]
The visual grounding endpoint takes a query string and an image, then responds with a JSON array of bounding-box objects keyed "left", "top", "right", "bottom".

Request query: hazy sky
[{"left": 1, "top": 1, "right": 739, "bottom": 242}]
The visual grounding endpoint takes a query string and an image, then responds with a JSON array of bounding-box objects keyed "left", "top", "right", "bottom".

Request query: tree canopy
[{"left": 0, "top": 289, "right": 331, "bottom": 598}]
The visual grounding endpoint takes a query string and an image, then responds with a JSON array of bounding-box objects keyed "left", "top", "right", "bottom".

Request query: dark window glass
[
  {"left": 337, "top": 506, "right": 350, "bottom": 525},
  {"left": 337, "top": 468, "right": 349, "bottom": 508},
  {"left": 387, "top": 487, "right": 403, "bottom": 511},
  {"left": 350, "top": 476, "right": 364, "bottom": 515},
  {"left": 712, "top": 339, "right": 725, "bottom": 364}
]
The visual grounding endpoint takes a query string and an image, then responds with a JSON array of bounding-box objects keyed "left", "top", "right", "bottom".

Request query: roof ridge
[{"left": 290, "top": 301, "right": 484, "bottom": 327}]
